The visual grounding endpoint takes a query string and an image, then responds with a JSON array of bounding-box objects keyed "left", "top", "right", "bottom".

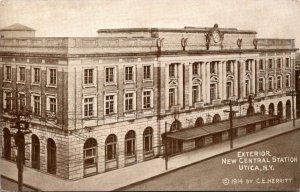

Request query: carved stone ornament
[
  {"left": 253, "top": 39, "right": 258, "bottom": 49},
  {"left": 237, "top": 38, "right": 243, "bottom": 49},
  {"left": 157, "top": 38, "right": 164, "bottom": 48},
  {"left": 206, "top": 24, "right": 224, "bottom": 50}
]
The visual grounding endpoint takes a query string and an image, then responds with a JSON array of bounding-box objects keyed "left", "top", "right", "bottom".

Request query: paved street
[
  {"left": 1, "top": 176, "right": 36, "bottom": 192},
  {"left": 120, "top": 129, "right": 300, "bottom": 191}
]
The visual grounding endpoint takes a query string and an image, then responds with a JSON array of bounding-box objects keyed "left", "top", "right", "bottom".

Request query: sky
[{"left": 0, "top": 0, "right": 300, "bottom": 48}]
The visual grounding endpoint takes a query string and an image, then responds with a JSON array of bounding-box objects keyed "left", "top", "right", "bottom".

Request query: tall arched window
[
  {"left": 83, "top": 138, "right": 97, "bottom": 175},
  {"left": 170, "top": 120, "right": 181, "bottom": 132},
  {"left": 125, "top": 131, "right": 136, "bottom": 157},
  {"left": 105, "top": 134, "right": 117, "bottom": 161},
  {"left": 3, "top": 128, "right": 11, "bottom": 160},
  {"left": 47, "top": 138, "right": 56, "bottom": 174},
  {"left": 212, "top": 114, "right": 221, "bottom": 123},
  {"left": 260, "top": 105, "right": 266, "bottom": 115},
  {"left": 195, "top": 117, "right": 204, "bottom": 127},
  {"left": 277, "top": 101, "right": 283, "bottom": 119},
  {"left": 269, "top": 103, "right": 275, "bottom": 115},
  {"left": 286, "top": 100, "right": 291, "bottom": 120},
  {"left": 143, "top": 127, "right": 153, "bottom": 155},
  {"left": 31, "top": 135, "right": 40, "bottom": 169}
]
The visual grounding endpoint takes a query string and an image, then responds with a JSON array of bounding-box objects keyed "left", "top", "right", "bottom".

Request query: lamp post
[
  {"left": 223, "top": 99, "right": 238, "bottom": 149},
  {"left": 287, "top": 89, "right": 296, "bottom": 128}
]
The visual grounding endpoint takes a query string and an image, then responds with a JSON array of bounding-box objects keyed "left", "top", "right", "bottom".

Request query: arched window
[
  {"left": 31, "top": 135, "right": 40, "bottom": 169},
  {"left": 3, "top": 128, "right": 11, "bottom": 160},
  {"left": 286, "top": 100, "right": 291, "bottom": 120},
  {"left": 143, "top": 127, "right": 153, "bottom": 154},
  {"left": 47, "top": 138, "right": 56, "bottom": 174},
  {"left": 269, "top": 103, "right": 275, "bottom": 115},
  {"left": 170, "top": 120, "right": 181, "bottom": 132},
  {"left": 277, "top": 101, "right": 283, "bottom": 119},
  {"left": 260, "top": 105, "right": 266, "bottom": 115},
  {"left": 125, "top": 131, "right": 136, "bottom": 157},
  {"left": 105, "top": 135, "right": 117, "bottom": 161},
  {"left": 212, "top": 114, "right": 221, "bottom": 123},
  {"left": 195, "top": 117, "right": 204, "bottom": 127},
  {"left": 83, "top": 138, "right": 97, "bottom": 175}
]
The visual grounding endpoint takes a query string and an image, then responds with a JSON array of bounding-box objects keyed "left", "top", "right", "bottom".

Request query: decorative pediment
[
  {"left": 192, "top": 77, "right": 202, "bottom": 84},
  {"left": 210, "top": 76, "right": 219, "bottom": 83},
  {"left": 245, "top": 73, "right": 252, "bottom": 80},
  {"left": 226, "top": 74, "right": 234, "bottom": 80},
  {"left": 169, "top": 79, "right": 178, "bottom": 87}
]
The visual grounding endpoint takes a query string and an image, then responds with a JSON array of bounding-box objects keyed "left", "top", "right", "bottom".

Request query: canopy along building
[{"left": 0, "top": 23, "right": 298, "bottom": 179}]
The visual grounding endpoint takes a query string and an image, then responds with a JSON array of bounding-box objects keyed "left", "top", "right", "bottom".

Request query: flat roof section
[{"left": 167, "top": 114, "right": 278, "bottom": 141}]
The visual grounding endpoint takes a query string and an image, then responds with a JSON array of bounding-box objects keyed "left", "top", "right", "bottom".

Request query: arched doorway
[
  {"left": 260, "top": 105, "right": 266, "bottom": 115},
  {"left": 83, "top": 138, "right": 97, "bottom": 175},
  {"left": 247, "top": 105, "right": 255, "bottom": 116},
  {"left": 286, "top": 100, "right": 291, "bottom": 120},
  {"left": 212, "top": 114, "right": 221, "bottom": 123},
  {"left": 170, "top": 120, "right": 181, "bottom": 132},
  {"left": 277, "top": 101, "right": 283, "bottom": 119},
  {"left": 47, "top": 138, "right": 56, "bottom": 174},
  {"left": 125, "top": 130, "right": 136, "bottom": 165},
  {"left": 195, "top": 117, "right": 204, "bottom": 127},
  {"left": 143, "top": 127, "right": 153, "bottom": 156},
  {"left": 31, "top": 135, "right": 40, "bottom": 169},
  {"left": 105, "top": 134, "right": 118, "bottom": 170},
  {"left": 3, "top": 128, "right": 11, "bottom": 160},
  {"left": 269, "top": 103, "right": 275, "bottom": 115}
]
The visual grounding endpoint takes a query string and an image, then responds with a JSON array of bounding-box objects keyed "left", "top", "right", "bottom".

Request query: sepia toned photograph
[{"left": 0, "top": 0, "right": 300, "bottom": 191}]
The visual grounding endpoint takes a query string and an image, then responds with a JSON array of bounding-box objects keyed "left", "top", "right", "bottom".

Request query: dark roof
[
  {"left": 0, "top": 23, "right": 35, "bottom": 31},
  {"left": 167, "top": 114, "right": 277, "bottom": 140}
]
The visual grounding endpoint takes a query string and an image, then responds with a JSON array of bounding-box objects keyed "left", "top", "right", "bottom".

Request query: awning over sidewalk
[{"left": 167, "top": 114, "right": 278, "bottom": 141}]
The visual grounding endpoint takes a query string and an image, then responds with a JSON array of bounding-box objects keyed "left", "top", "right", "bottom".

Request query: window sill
[
  {"left": 104, "top": 82, "right": 117, "bottom": 87},
  {"left": 3, "top": 80, "right": 12, "bottom": 83},
  {"left": 46, "top": 84, "right": 57, "bottom": 88},
  {"left": 31, "top": 83, "right": 40, "bottom": 86},
  {"left": 124, "top": 81, "right": 135, "bottom": 85},
  {"left": 83, "top": 84, "right": 96, "bottom": 89},
  {"left": 105, "top": 159, "right": 117, "bottom": 163},
  {"left": 142, "top": 79, "right": 153, "bottom": 83},
  {"left": 16, "top": 81, "right": 26, "bottom": 85}
]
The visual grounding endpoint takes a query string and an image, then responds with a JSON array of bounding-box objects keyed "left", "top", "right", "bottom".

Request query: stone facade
[{"left": 0, "top": 24, "right": 298, "bottom": 180}]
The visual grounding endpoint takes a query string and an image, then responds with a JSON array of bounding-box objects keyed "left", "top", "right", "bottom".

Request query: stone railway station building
[{"left": 0, "top": 23, "right": 298, "bottom": 179}]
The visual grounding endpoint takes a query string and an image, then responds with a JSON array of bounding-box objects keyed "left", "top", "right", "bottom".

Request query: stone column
[
  {"left": 165, "top": 63, "right": 169, "bottom": 110},
  {"left": 217, "top": 61, "right": 222, "bottom": 99},
  {"left": 178, "top": 63, "right": 184, "bottom": 108},
  {"left": 205, "top": 62, "right": 210, "bottom": 103},
  {"left": 201, "top": 62, "right": 206, "bottom": 103},
  {"left": 265, "top": 58, "right": 268, "bottom": 95},
  {"left": 251, "top": 59, "right": 256, "bottom": 94},
  {"left": 234, "top": 60, "right": 238, "bottom": 97},
  {"left": 239, "top": 60, "right": 246, "bottom": 99},
  {"left": 255, "top": 59, "right": 259, "bottom": 94},
  {"left": 222, "top": 60, "right": 227, "bottom": 100},
  {"left": 188, "top": 62, "right": 193, "bottom": 107}
]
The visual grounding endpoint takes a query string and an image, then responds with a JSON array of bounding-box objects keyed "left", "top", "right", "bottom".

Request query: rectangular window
[
  {"left": 192, "top": 86, "right": 199, "bottom": 103},
  {"left": 268, "top": 77, "right": 273, "bottom": 91},
  {"left": 192, "top": 63, "right": 199, "bottom": 75},
  {"left": 105, "top": 95, "right": 114, "bottom": 115},
  {"left": 143, "top": 91, "right": 151, "bottom": 109},
  {"left": 105, "top": 68, "right": 114, "bottom": 83},
  {"left": 245, "top": 80, "right": 250, "bottom": 96},
  {"left": 286, "top": 75, "right": 290, "bottom": 88},
  {"left": 19, "top": 67, "right": 26, "bottom": 82},
  {"left": 49, "top": 98, "right": 57, "bottom": 113},
  {"left": 49, "top": 69, "right": 57, "bottom": 85},
  {"left": 277, "top": 58, "right": 281, "bottom": 69},
  {"left": 277, "top": 76, "right": 282, "bottom": 89},
  {"left": 19, "top": 94, "right": 26, "bottom": 110},
  {"left": 259, "top": 60, "right": 264, "bottom": 70},
  {"left": 226, "top": 62, "right": 231, "bottom": 73},
  {"left": 84, "top": 69, "right": 93, "bottom": 85},
  {"left": 210, "top": 62, "right": 215, "bottom": 74},
  {"left": 33, "top": 68, "right": 40, "bottom": 83},
  {"left": 210, "top": 84, "right": 216, "bottom": 102},
  {"left": 143, "top": 66, "right": 151, "bottom": 80},
  {"left": 169, "top": 64, "right": 176, "bottom": 78},
  {"left": 125, "top": 67, "right": 134, "bottom": 81},
  {"left": 286, "top": 58, "right": 290, "bottom": 68},
  {"left": 84, "top": 98, "right": 93, "bottom": 117},
  {"left": 125, "top": 93, "right": 134, "bottom": 111},
  {"left": 5, "top": 66, "right": 12, "bottom": 81},
  {"left": 245, "top": 61, "right": 251, "bottom": 71},
  {"left": 268, "top": 59, "right": 273, "bottom": 69},
  {"left": 226, "top": 82, "right": 231, "bottom": 99},
  {"left": 33, "top": 95, "right": 40, "bottom": 115},
  {"left": 259, "top": 78, "right": 264, "bottom": 92},
  {"left": 5, "top": 92, "right": 12, "bottom": 111},
  {"left": 169, "top": 88, "right": 175, "bottom": 107}
]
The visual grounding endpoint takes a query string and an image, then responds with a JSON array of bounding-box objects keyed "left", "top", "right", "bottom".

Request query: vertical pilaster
[
  {"left": 222, "top": 60, "right": 227, "bottom": 100},
  {"left": 188, "top": 62, "right": 193, "bottom": 107},
  {"left": 205, "top": 62, "right": 210, "bottom": 103},
  {"left": 178, "top": 63, "right": 184, "bottom": 108},
  {"left": 251, "top": 59, "right": 255, "bottom": 94},
  {"left": 234, "top": 60, "right": 238, "bottom": 97},
  {"left": 165, "top": 63, "right": 169, "bottom": 110},
  {"left": 217, "top": 61, "right": 222, "bottom": 99},
  {"left": 239, "top": 60, "right": 245, "bottom": 99},
  {"left": 201, "top": 62, "right": 206, "bottom": 103}
]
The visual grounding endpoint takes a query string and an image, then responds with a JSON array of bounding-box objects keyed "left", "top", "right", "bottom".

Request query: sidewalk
[{"left": 1, "top": 119, "right": 300, "bottom": 191}]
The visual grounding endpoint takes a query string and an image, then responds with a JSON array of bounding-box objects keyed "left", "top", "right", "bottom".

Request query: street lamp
[
  {"left": 222, "top": 99, "right": 239, "bottom": 149},
  {"left": 286, "top": 89, "right": 297, "bottom": 128}
]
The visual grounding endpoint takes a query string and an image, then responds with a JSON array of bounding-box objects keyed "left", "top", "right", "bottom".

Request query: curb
[{"left": 115, "top": 127, "right": 300, "bottom": 191}]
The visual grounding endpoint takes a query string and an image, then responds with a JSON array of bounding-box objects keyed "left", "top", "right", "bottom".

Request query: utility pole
[
  {"left": 223, "top": 100, "right": 238, "bottom": 149},
  {"left": 6, "top": 88, "right": 32, "bottom": 192}
]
